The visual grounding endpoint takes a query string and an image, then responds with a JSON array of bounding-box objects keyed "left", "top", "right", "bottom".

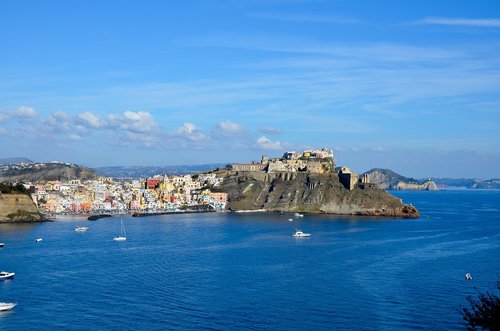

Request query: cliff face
[
  {"left": 393, "top": 180, "right": 438, "bottom": 191},
  {"left": 364, "top": 168, "right": 438, "bottom": 191},
  {"left": 0, "top": 193, "right": 45, "bottom": 222},
  {"left": 217, "top": 171, "right": 419, "bottom": 218}
]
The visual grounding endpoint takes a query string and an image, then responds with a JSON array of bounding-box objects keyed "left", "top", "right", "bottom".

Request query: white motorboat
[
  {"left": 292, "top": 230, "right": 311, "bottom": 238},
  {"left": 75, "top": 226, "right": 89, "bottom": 232},
  {"left": 0, "top": 271, "right": 15, "bottom": 280},
  {"left": 113, "top": 218, "right": 127, "bottom": 241},
  {"left": 294, "top": 213, "right": 304, "bottom": 218},
  {"left": 288, "top": 218, "right": 294, "bottom": 222},
  {"left": 0, "top": 302, "right": 17, "bottom": 311},
  {"left": 0, "top": 243, "right": 4, "bottom": 248},
  {"left": 35, "top": 238, "right": 43, "bottom": 242},
  {"left": 465, "top": 273, "right": 472, "bottom": 281}
]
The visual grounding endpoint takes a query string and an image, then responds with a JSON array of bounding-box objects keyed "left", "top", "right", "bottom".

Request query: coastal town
[
  {"left": 27, "top": 172, "right": 229, "bottom": 215},
  {"left": 6, "top": 147, "right": 368, "bottom": 216}
]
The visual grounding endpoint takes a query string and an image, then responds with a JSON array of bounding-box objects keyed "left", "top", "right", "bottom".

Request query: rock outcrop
[
  {"left": 0, "top": 193, "right": 46, "bottom": 222},
  {"left": 216, "top": 171, "right": 419, "bottom": 218},
  {"left": 363, "top": 168, "right": 438, "bottom": 191},
  {"left": 393, "top": 180, "right": 438, "bottom": 191}
]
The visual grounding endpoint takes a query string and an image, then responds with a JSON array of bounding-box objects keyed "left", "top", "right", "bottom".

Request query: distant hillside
[
  {"left": 97, "top": 164, "right": 226, "bottom": 178},
  {"left": 431, "top": 178, "right": 500, "bottom": 189},
  {"left": 0, "top": 162, "right": 96, "bottom": 182},
  {"left": 363, "top": 168, "right": 438, "bottom": 190},
  {"left": 0, "top": 157, "right": 33, "bottom": 164}
]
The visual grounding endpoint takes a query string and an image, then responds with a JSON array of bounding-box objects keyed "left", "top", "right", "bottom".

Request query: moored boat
[
  {"left": 35, "top": 238, "right": 43, "bottom": 242},
  {"left": 0, "top": 302, "right": 17, "bottom": 311},
  {"left": 75, "top": 226, "right": 89, "bottom": 232},
  {"left": 113, "top": 218, "right": 127, "bottom": 241},
  {"left": 0, "top": 271, "right": 15, "bottom": 280},
  {"left": 292, "top": 230, "right": 311, "bottom": 238},
  {"left": 294, "top": 213, "right": 304, "bottom": 218}
]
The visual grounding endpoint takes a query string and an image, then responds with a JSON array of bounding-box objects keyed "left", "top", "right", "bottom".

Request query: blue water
[{"left": 1, "top": 190, "right": 499, "bottom": 330}]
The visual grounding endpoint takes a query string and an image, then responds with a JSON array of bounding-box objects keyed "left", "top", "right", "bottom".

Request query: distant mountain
[
  {"left": 0, "top": 162, "right": 96, "bottom": 182},
  {"left": 96, "top": 164, "right": 227, "bottom": 178},
  {"left": 363, "top": 168, "right": 438, "bottom": 190},
  {"left": 431, "top": 178, "right": 500, "bottom": 189},
  {"left": 0, "top": 157, "right": 33, "bottom": 164}
]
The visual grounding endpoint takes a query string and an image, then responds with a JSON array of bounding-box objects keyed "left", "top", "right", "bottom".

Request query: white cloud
[
  {"left": 69, "top": 134, "right": 82, "bottom": 141},
  {"left": 107, "top": 111, "right": 157, "bottom": 133},
  {"left": 78, "top": 112, "right": 102, "bottom": 128},
  {"left": 173, "top": 122, "right": 208, "bottom": 142},
  {"left": 248, "top": 13, "right": 359, "bottom": 24},
  {"left": 371, "top": 146, "right": 389, "bottom": 152},
  {"left": 417, "top": 17, "right": 500, "bottom": 27},
  {"left": 255, "top": 136, "right": 283, "bottom": 150},
  {"left": 212, "top": 120, "right": 246, "bottom": 139},
  {"left": 123, "top": 131, "right": 156, "bottom": 148},
  {"left": 44, "top": 111, "right": 72, "bottom": 132},
  {"left": 15, "top": 106, "right": 37, "bottom": 119},
  {"left": 259, "top": 126, "right": 283, "bottom": 135}
]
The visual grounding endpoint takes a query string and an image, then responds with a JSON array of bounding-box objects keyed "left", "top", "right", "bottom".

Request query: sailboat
[{"left": 113, "top": 219, "right": 127, "bottom": 241}]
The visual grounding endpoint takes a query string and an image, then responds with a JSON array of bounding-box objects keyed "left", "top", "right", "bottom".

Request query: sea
[{"left": 0, "top": 190, "right": 499, "bottom": 330}]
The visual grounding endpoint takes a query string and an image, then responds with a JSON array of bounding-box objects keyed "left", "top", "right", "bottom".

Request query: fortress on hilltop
[
  {"left": 231, "top": 147, "right": 368, "bottom": 190},
  {"left": 232, "top": 148, "right": 335, "bottom": 174}
]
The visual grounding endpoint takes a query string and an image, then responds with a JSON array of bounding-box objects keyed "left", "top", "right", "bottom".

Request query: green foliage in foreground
[
  {"left": 0, "top": 182, "right": 30, "bottom": 195},
  {"left": 462, "top": 282, "right": 500, "bottom": 330}
]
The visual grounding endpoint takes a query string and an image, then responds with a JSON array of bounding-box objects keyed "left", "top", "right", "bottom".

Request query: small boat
[
  {"left": 0, "top": 243, "right": 4, "bottom": 248},
  {"left": 465, "top": 273, "right": 472, "bottom": 281},
  {"left": 292, "top": 230, "right": 311, "bottom": 238},
  {"left": 35, "top": 238, "right": 43, "bottom": 242},
  {"left": 113, "top": 219, "right": 127, "bottom": 241},
  {"left": 0, "top": 302, "right": 17, "bottom": 311},
  {"left": 294, "top": 213, "right": 304, "bottom": 218},
  {"left": 0, "top": 271, "right": 15, "bottom": 280},
  {"left": 288, "top": 218, "right": 294, "bottom": 222},
  {"left": 75, "top": 226, "right": 89, "bottom": 232}
]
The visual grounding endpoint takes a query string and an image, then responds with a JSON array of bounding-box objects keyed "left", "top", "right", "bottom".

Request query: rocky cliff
[
  {"left": 216, "top": 171, "right": 419, "bottom": 218},
  {"left": 363, "top": 168, "right": 438, "bottom": 191},
  {"left": 0, "top": 193, "right": 45, "bottom": 222}
]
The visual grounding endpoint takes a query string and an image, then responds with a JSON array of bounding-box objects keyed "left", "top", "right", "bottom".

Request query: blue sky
[{"left": 1, "top": 0, "right": 500, "bottom": 178}]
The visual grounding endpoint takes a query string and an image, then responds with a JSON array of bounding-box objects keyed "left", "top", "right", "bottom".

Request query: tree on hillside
[
  {"left": 0, "top": 182, "right": 30, "bottom": 195},
  {"left": 462, "top": 281, "right": 500, "bottom": 330}
]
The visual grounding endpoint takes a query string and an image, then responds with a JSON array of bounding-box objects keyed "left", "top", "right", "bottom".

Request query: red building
[{"left": 146, "top": 178, "right": 161, "bottom": 189}]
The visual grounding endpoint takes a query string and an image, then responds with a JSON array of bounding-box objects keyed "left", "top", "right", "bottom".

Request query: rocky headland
[
  {"left": 215, "top": 170, "right": 419, "bottom": 218},
  {"left": 0, "top": 193, "right": 46, "bottom": 223},
  {"left": 363, "top": 168, "right": 438, "bottom": 191}
]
